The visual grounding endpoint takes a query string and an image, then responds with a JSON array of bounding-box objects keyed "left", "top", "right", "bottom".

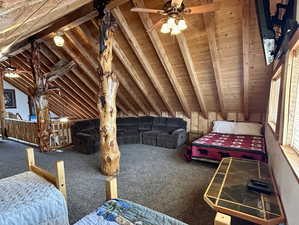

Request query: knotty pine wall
[{"left": 117, "top": 111, "right": 265, "bottom": 135}]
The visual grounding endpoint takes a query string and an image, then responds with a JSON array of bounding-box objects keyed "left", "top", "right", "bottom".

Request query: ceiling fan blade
[
  {"left": 147, "top": 18, "right": 166, "bottom": 32},
  {"left": 171, "top": 0, "right": 184, "bottom": 8},
  {"left": 184, "top": 2, "right": 220, "bottom": 15},
  {"left": 131, "top": 7, "right": 164, "bottom": 14}
]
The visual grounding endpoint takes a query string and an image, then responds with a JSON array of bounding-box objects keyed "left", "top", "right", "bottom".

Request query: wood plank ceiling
[{"left": 0, "top": 0, "right": 269, "bottom": 119}]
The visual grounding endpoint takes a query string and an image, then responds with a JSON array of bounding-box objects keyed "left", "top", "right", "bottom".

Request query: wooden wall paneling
[
  {"left": 132, "top": 0, "right": 192, "bottom": 117},
  {"left": 203, "top": 12, "right": 226, "bottom": 118},
  {"left": 190, "top": 112, "right": 199, "bottom": 133},
  {"left": 176, "top": 34, "right": 208, "bottom": 118},
  {"left": 112, "top": 7, "right": 177, "bottom": 117},
  {"left": 237, "top": 113, "right": 245, "bottom": 121},
  {"left": 227, "top": 113, "right": 238, "bottom": 121},
  {"left": 208, "top": 112, "right": 217, "bottom": 132},
  {"left": 242, "top": 0, "right": 250, "bottom": 120}
]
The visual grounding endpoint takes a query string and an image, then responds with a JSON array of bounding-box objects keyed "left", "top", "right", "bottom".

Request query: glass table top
[{"left": 204, "top": 158, "right": 285, "bottom": 225}]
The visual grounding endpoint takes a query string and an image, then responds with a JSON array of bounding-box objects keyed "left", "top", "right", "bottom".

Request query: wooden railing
[
  {"left": 49, "top": 120, "right": 72, "bottom": 150},
  {"left": 2, "top": 118, "right": 72, "bottom": 150},
  {"left": 4, "top": 119, "right": 39, "bottom": 144}
]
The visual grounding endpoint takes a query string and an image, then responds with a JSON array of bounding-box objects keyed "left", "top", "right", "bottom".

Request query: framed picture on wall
[{"left": 4, "top": 89, "right": 16, "bottom": 109}]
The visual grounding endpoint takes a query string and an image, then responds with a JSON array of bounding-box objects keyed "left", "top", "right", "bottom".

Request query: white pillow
[
  {"left": 212, "top": 121, "right": 235, "bottom": 134},
  {"left": 234, "top": 122, "right": 263, "bottom": 136}
]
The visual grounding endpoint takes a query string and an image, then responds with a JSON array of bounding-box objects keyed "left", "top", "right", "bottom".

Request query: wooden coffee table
[{"left": 204, "top": 157, "right": 285, "bottom": 225}]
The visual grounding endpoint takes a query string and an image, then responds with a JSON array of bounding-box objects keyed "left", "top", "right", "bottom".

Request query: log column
[
  {"left": 0, "top": 71, "right": 5, "bottom": 139},
  {"left": 97, "top": 9, "right": 120, "bottom": 175},
  {"left": 30, "top": 42, "right": 51, "bottom": 152}
]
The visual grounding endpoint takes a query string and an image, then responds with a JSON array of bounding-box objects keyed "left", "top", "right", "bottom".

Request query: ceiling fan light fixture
[
  {"left": 167, "top": 17, "right": 176, "bottom": 28},
  {"left": 54, "top": 32, "right": 65, "bottom": 47},
  {"left": 160, "top": 23, "right": 171, "bottom": 33},
  {"left": 171, "top": 24, "right": 181, "bottom": 35},
  {"left": 178, "top": 19, "right": 187, "bottom": 30}
]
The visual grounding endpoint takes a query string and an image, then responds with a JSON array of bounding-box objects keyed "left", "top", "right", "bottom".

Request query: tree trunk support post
[
  {"left": 30, "top": 41, "right": 51, "bottom": 152},
  {"left": 0, "top": 71, "right": 5, "bottom": 139},
  {"left": 95, "top": 2, "right": 120, "bottom": 176}
]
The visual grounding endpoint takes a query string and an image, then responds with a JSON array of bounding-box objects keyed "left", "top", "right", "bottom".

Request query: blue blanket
[{"left": 74, "top": 199, "right": 187, "bottom": 225}]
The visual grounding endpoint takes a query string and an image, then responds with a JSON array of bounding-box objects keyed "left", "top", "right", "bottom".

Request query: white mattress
[{"left": 0, "top": 171, "right": 69, "bottom": 225}]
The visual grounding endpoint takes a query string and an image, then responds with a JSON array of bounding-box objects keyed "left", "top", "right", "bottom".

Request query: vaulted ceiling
[{"left": 0, "top": 0, "right": 274, "bottom": 119}]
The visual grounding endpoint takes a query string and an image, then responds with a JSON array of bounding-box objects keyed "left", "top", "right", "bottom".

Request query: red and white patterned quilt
[{"left": 192, "top": 132, "right": 265, "bottom": 154}]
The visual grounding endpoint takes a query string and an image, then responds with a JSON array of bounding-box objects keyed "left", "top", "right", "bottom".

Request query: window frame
[{"left": 271, "top": 34, "right": 299, "bottom": 181}]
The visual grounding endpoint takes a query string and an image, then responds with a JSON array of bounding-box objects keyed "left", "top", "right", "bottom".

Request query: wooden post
[
  {"left": 0, "top": 71, "right": 5, "bottom": 139},
  {"left": 26, "top": 147, "right": 35, "bottom": 171},
  {"left": 30, "top": 41, "right": 51, "bottom": 152},
  {"left": 106, "top": 176, "right": 118, "bottom": 200},
  {"left": 97, "top": 8, "right": 120, "bottom": 176},
  {"left": 56, "top": 160, "right": 67, "bottom": 199}
]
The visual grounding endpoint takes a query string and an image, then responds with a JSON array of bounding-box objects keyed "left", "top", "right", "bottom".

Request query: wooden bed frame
[
  {"left": 105, "top": 177, "right": 231, "bottom": 225},
  {"left": 26, "top": 147, "right": 67, "bottom": 199}
]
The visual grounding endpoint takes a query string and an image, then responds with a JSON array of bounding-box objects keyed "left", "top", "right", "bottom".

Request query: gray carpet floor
[{"left": 0, "top": 139, "right": 254, "bottom": 225}]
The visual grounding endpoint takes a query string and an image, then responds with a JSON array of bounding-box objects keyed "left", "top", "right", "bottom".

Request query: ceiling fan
[{"left": 131, "top": 0, "right": 220, "bottom": 35}]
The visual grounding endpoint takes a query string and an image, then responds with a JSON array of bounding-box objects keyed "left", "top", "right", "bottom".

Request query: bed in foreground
[
  {"left": 74, "top": 177, "right": 231, "bottom": 225},
  {"left": 0, "top": 148, "right": 69, "bottom": 225}
]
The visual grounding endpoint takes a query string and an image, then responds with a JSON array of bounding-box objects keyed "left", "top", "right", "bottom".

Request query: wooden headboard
[{"left": 26, "top": 148, "right": 67, "bottom": 199}]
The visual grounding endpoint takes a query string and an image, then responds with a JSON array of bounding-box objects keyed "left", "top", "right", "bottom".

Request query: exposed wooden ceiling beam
[
  {"left": 112, "top": 7, "right": 176, "bottom": 117},
  {"left": 0, "top": 0, "right": 92, "bottom": 48},
  {"left": 37, "top": 51, "right": 99, "bottom": 117},
  {"left": 132, "top": 0, "right": 191, "bottom": 117},
  {"left": 0, "top": 1, "right": 96, "bottom": 61},
  {"left": 115, "top": 98, "right": 129, "bottom": 115},
  {"left": 20, "top": 50, "right": 95, "bottom": 118},
  {"left": 43, "top": 39, "right": 130, "bottom": 116},
  {"left": 43, "top": 41, "right": 98, "bottom": 94},
  {"left": 117, "top": 91, "right": 138, "bottom": 116},
  {"left": 65, "top": 29, "right": 146, "bottom": 114},
  {"left": 176, "top": 34, "right": 208, "bottom": 118},
  {"left": 75, "top": 24, "right": 157, "bottom": 115},
  {"left": 203, "top": 11, "right": 226, "bottom": 118},
  {"left": 113, "top": 65, "right": 148, "bottom": 114},
  {"left": 242, "top": 0, "right": 250, "bottom": 120},
  {"left": 107, "top": 0, "right": 130, "bottom": 9},
  {"left": 112, "top": 40, "right": 161, "bottom": 115}
]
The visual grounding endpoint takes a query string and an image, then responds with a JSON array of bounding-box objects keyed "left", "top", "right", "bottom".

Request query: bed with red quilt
[{"left": 187, "top": 132, "right": 266, "bottom": 162}]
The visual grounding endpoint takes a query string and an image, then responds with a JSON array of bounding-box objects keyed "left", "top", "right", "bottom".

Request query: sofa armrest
[{"left": 171, "top": 128, "right": 186, "bottom": 135}]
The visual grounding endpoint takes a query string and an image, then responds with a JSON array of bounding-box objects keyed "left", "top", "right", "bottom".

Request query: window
[
  {"left": 285, "top": 50, "right": 299, "bottom": 154},
  {"left": 268, "top": 77, "right": 281, "bottom": 130}
]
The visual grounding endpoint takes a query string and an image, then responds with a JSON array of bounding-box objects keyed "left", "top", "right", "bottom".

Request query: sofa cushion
[
  {"left": 152, "top": 117, "right": 167, "bottom": 131},
  {"left": 138, "top": 116, "right": 154, "bottom": 131}
]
